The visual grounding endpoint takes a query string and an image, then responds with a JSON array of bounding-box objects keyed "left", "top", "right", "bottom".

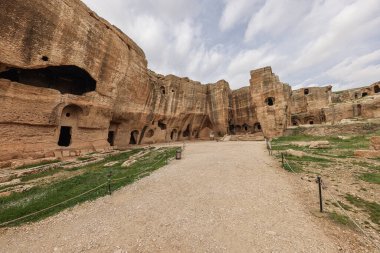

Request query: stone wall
[
  {"left": 290, "top": 86, "right": 332, "bottom": 126},
  {"left": 230, "top": 87, "right": 260, "bottom": 134}
]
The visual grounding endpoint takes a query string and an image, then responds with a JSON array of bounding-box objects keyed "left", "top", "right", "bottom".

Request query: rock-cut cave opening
[
  {"left": 375, "top": 85, "right": 380, "bottom": 93},
  {"left": 58, "top": 126, "right": 72, "bottom": 147},
  {"left": 0, "top": 65, "right": 96, "bottom": 95},
  {"left": 129, "top": 130, "right": 139, "bottom": 144}
]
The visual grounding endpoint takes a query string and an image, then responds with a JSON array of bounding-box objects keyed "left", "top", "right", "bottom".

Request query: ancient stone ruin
[{"left": 0, "top": 0, "right": 379, "bottom": 164}]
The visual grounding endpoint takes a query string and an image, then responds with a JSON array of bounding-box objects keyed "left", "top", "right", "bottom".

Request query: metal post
[
  {"left": 317, "top": 176, "right": 323, "bottom": 212},
  {"left": 281, "top": 153, "right": 284, "bottom": 167},
  {"left": 108, "top": 171, "right": 112, "bottom": 195}
]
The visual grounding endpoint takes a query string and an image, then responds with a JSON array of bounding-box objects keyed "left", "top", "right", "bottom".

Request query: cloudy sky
[{"left": 81, "top": 0, "right": 380, "bottom": 91}]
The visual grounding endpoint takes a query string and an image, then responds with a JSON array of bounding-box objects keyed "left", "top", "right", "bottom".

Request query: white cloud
[
  {"left": 327, "top": 50, "right": 380, "bottom": 87},
  {"left": 219, "top": 0, "right": 262, "bottom": 31},
  {"left": 244, "top": 0, "right": 310, "bottom": 42},
  {"left": 81, "top": 0, "right": 380, "bottom": 90},
  {"left": 288, "top": 0, "right": 380, "bottom": 72}
]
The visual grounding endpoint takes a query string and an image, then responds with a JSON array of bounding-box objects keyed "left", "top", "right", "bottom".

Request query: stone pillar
[{"left": 249, "top": 67, "right": 291, "bottom": 138}]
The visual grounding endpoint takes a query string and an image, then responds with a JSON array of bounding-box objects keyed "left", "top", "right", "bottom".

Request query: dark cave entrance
[
  {"left": 171, "top": 129, "right": 177, "bottom": 141},
  {"left": 253, "top": 123, "right": 262, "bottom": 132},
  {"left": 129, "top": 130, "right": 139, "bottom": 145},
  {"left": 183, "top": 124, "right": 190, "bottom": 138},
  {"left": 108, "top": 131, "right": 115, "bottom": 146},
  {"left": 158, "top": 120, "right": 167, "bottom": 130},
  {"left": 0, "top": 65, "right": 96, "bottom": 95},
  {"left": 58, "top": 126, "right": 72, "bottom": 147},
  {"left": 375, "top": 85, "right": 380, "bottom": 93},
  {"left": 357, "top": 104, "right": 362, "bottom": 117}
]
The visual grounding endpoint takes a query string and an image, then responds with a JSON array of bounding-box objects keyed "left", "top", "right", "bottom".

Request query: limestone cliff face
[
  {"left": 207, "top": 80, "right": 231, "bottom": 136},
  {"left": 290, "top": 86, "right": 332, "bottom": 125},
  {"left": 230, "top": 87, "right": 260, "bottom": 134},
  {"left": 250, "top": 67, "right": 292, "bottom": 138},
  {"left": 0, "top": 0, "right": 379, "bottom": 164},
  {"left": 0, "top": 0, "right": 149, "bottom": 160}
]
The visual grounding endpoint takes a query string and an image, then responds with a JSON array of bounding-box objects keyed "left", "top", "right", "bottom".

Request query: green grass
[
  {"left": 283, "top": 160, "right": 303, "bottom": 173},
  {"left": 273, "top": 135, "right": 325, "bottom": 143},
  {"left": 309, "top": 149, "right": 353, "bottom": 159},
  {"left": 272, "top": 131, "right": 380, "bottom": 169},
  {"left": 284, "top": 154, "right": 331, "bottom": 163},
  {"left": 20, "top": 168, "right": 65, "bottom": 182},
  {"left": 359, "top": 173, "right": 380, "bottom": 184},
  {"left": 15, "top": 160, "right": 61, "bottom": 170},
  {"left": 0, "top": 147, "right": 178, "bottom": 227},
  {"left": 353, "top": 161, "right": 380, "bottom": 171},
  {"left": 328, "top": 211, "right": 355, "bottom": 227},
  {"left": 331, "top": 201, "right": 353, "bottom": 211},
  {"left": 77, "top": 157, "right": 92, "bottom": 161},
  {"left": 273, "top": 131, "right": 378, "bottom": 153},
  {"left": 0, "top": 183, "right": 23, "bottom": 192},
  {"left": 345, "top": 194, "right": 380, "bottom": 225},
  {"left": 271, "top": 144, "right": 308, "bottom": 152}
]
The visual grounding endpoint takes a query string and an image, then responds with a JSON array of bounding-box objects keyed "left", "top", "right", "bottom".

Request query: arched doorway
[
  {"left": 170, "top": 129, "right": 178, "bottom": 141},
  {"left": 183, "top": 124, "right": 191, "bottom": 138},
  {"left": 357, "top": 104, "right": 362, "bottom": 117},
  {"left": 58, "top": 104, "right": 82, "bottom": 147},
  {"left": 242, "top": 123, "right": 249, "bottom": 132},
  {"left": 253, "top": 122, "right": 262, "bottom": 132},
  {"left": 108, "top": 121, "right": 120, "bottom": 146}
]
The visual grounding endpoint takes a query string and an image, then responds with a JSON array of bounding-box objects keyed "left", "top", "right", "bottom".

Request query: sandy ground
[{"left": 0, "top": 141, "right": 339, "bottom": 253}]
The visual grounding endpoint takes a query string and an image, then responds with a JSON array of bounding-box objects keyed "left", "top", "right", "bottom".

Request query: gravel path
[{"left": 0, "top": 141, "right": 338, "bottom": 252}]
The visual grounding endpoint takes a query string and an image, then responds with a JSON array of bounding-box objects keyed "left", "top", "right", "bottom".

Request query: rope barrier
[
  {"left": 322, "top": 181, "right": 380, "bottom": 251},
  {"left": 0, "top": 182, "right": 107, "bottom": 227},
  {"left": 281, "top": 152, "right": 380, "bottom": 251},
  {"left": 0, "top": 150, "right": 176, "bottom": 227},
  {"left": 281, "top": 153, "right": 297, "bottom": 173}
]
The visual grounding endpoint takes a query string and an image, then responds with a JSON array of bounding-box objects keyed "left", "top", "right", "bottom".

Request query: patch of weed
[
  {"left": 285, "top": 154, "right": 331, "bottom": 163},
  {"left": 359, "top": 173, "right": 380, "bottom": 184},
  {"left": 283, "top": 160, "right": 303, "bottom": 173},
  {"left": 77, "top": 157, "right": 92, "bottom": 161},
  {"left": 20, "top": 168, "right": 64, "bottom": 182},
  {"left": 345, "top": 194, "right": 380, "bottom": 225},
  {"left": 328, "top": 212, "right": 355, "bottom": 227},
  {"left": 337, "top": 201, "right": 352, "bottom": 211}
]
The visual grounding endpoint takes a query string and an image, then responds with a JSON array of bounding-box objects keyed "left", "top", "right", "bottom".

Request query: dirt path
[{"left": 0, "top": 142, "right": 338, "bottom": 252}]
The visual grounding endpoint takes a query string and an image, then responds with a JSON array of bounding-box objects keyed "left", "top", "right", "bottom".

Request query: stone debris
[
  {"left": 291, "top": 141, "right": 330, "bottom": 149},
  {"left": 285, "top": 149, "right": 306, "bottom": 157},
  {"left": 370, "top": 136, "right": 380, "bottom": 150},
  {"left": 355, "top": 136, "right": 380, "bottom": 158},
  {"left": 309, "top": 141, "right": 330, "bottom": 149},
  {"left": 103, "top": 162, "right": 119, "bottom": 167}
]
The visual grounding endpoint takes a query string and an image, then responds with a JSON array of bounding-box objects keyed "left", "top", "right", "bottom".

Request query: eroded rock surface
[{"left": 0, "top": 0, "right": 379, "bottom": 164}]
